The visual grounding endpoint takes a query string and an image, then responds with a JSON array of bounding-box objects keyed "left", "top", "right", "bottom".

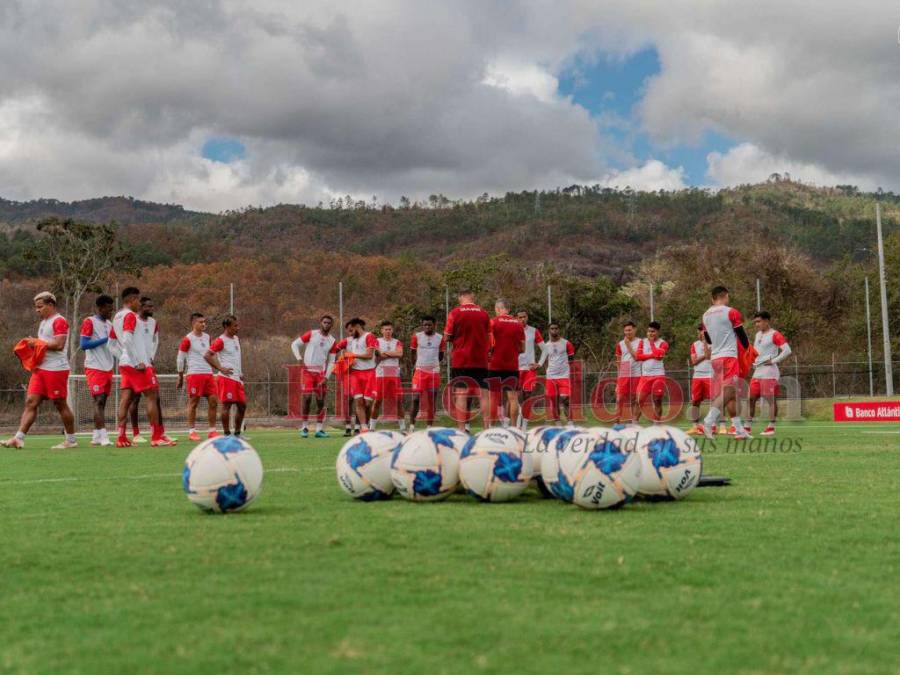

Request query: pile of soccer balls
[{"left": 336, "top": 424, "right": 702, "bottom": 509}]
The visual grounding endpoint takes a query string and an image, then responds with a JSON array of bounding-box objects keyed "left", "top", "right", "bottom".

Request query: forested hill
[
  {"left": 1, "top": 180, "right": 897, "bottom": 279},
  {"left": 0, "top": 196, "right": 205, "bottom": 228}
]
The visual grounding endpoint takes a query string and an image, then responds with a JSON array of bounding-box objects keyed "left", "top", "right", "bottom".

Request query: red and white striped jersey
[
  {"left": 38, "top": 313, "right": 69, "bottom": 371},
  {"left": 80, "top": 315, "right": 114, "bottom": 371},
  {"left": 701, "top": 305, "right": 743, "bottom": 359},
  {"left": 518, "top": 325, "right": 544, "bottom": 370},
  {"left": 178, "top": 332, "right": 213, "bottom": 375},
  {"left": 690, "top": 340, "right": 712, "bottom": 379},
  {"left": 615, "top": 338, "right": 642, "bottom": 378},
  {"left": 210, "top": 334, "right": 242, "bottom": 382},
  {"left": 411, "top": 331, "right": 444, "bottom": 373},
  {"left": 375, "top": 337, "right": 402, "bottom": 377}
]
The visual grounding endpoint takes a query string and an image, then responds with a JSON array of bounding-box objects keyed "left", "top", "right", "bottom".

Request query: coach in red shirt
[
  {"left": 488, "top": 299, "right": 525, "bottom": 426},
  {"left": 445, "top": 289, "right": 491, "bottom": 431}
]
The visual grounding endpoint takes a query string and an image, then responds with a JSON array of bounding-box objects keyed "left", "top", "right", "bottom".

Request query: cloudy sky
[{"left": 1, "top": 1, "right": 898, "bottom": 211}]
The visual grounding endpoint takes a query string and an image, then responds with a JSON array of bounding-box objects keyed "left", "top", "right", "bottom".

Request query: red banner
[{"left": 833, "top": 401, "right": 900, "bottom": 422}]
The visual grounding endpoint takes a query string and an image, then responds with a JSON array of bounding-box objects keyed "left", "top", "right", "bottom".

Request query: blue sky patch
[
  {"left": 558, "top": 47, "right": 737, "bottom": 184},
  {"left": 202, "top": 137, "right": 247, "bottom": 163}
]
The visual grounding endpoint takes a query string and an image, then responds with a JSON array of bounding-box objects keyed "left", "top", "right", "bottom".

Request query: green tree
[{"left": 26, "top": 218, "right": 140, "bottom": 359}]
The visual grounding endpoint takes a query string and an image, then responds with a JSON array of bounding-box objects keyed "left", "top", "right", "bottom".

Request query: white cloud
[
  {"left": 599, "top": 160, "right": 686, "bottom": 192},
  {"left": 482, "top": 61, "right": 560, "bottom": 104},
  {"left": 706, "top": 143, "right": 879, "bottom": 190},
  {"left": 1, "top": 1, "right": 899, "bottom": 210}
]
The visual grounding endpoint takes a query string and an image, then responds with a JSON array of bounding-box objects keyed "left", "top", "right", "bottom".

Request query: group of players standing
[{"left": 1, "top": 284, "right": 791, "bottom": 448}]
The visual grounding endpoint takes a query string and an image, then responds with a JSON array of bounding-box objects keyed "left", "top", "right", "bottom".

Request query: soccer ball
[
  {"left": 182, "top": 435, "right": 264, "bottom": 513},
  {"left": 539, "top": 427, "right": 586, "bottom": 501},
  {"left": 526, "top": 426, "right": 571, "bottom": 476},
  {"left": 634, "top": 425, "right": 703, "bottom": 499},
  {"left": 390, "top": 427, "right": 466, "bottom": 501},
  {"left": 336, "top": 431, "right": 405, "bottom": 500},
  {"left": 459, "top": 427, "right": 529, "bottom": 502},
  {"left": 567, "top": 428, "right": 641, "bottom": 510}
]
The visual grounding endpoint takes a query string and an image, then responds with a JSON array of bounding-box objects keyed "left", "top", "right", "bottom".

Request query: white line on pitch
[{"left": 0, "top": 466, "right": 306, "bottom": 486}]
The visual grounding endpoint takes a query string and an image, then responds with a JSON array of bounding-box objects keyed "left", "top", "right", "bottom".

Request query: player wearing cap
[{"left": 1, "top": 292, "right": 78, "bottom": 449}]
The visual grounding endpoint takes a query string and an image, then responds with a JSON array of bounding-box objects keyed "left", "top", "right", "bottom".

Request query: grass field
[{"left": 1, "top": 422, "right": 898, "bottom": 674}]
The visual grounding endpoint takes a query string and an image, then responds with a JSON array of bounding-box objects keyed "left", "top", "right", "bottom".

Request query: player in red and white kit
[
  {"left": 177, "top": 312, "right": 219, "bottom": 441},
  {"left": 445, "top": 289, "right": 492, "bottom": 432},
  {"left": 80, "top": 294, "right": 116, "bottom": 446},
  {"left": 113, "top": 287, "right": 175, "bottom": 447},
  {"left": 124, "top": 296, "right": 160, "bottom": 444},
  {"left": 371, "top": 320, "right": 404, "bottom": 432},
  {"left": 206, "top": 315, "right": 246, "bottom": 437},
  {"left": 701, "top": 285, "right": 751, "bottom": 440},
  {"left": 538, "top": 322, "right": 576, "bottom": 427},
  {"left": 408, "top": 316, "right": 445, "bottom": 431},
  {"left": 291, "top": 315, "right": 336, "bottom": 438},
  {"left": 2, "top": 292, "right": 78, "bottom": 449},
  {"left": 633, "top": 321, "right": 669, "bottom": 421},
  {"left": 488, "top": 299, "right": 525, "bottom": 427},
  {"left": 748, "top": 311, "right": 792, "bottom": 436},
  {"left": 515, "top": 309, "right": 543, "bottom": 430},
  {"left": 333, "top": 318, "right": 379, "bottom": 432},
  {"left": 614, "top": 321, "right": 641, "bottom": 424},
  {"left": 687, "top": 325, "right": 713, "bottom": 435}
]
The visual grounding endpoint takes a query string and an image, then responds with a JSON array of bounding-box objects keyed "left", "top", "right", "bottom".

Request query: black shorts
[
  {"left": 486, "top": 370, "right": 519, "bottom": 390},
  {"left": 450, "top": 368, "right": 488, "bottom": 390}
]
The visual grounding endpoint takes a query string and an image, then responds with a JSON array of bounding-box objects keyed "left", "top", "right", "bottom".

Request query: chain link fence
[{"left": 1, "top": 359, "right": 898, "bottom": 434}]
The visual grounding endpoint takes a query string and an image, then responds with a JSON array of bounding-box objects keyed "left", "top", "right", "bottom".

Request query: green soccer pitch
[{"left": 1, "top": 423, "right": 898, "bottom": 674}]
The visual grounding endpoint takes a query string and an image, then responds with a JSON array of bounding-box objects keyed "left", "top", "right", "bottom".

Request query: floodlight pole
[
  {"left": 649, "top": 284, "right": 655, "bottom": 322},
  {"left": 875, "top": 202, "right": 893, "bottom": 396},
  {"left": 229, "top": 283, "right": 234, "bottom": 315},
  {"left": 445, "top": 285, "right": 451, "bottom": 381},
  {"left": 339, "top": 281, "right": 344, "bottom": 339},
  {"left": 865, "top": 276, "right": 874, "bottom": 397},
  {"left": 547, "top": 285, "right": 552, "bottom": 324},
  {"left": 756, "top": 278, "right": 762, "bottom": 311}
]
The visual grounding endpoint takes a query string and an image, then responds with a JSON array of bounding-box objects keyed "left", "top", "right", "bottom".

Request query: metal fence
[{"left": 1, "top": 359, "right": 898, "bottom": 434}]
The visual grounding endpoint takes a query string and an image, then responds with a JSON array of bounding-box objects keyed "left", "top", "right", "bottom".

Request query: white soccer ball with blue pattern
[
  {"left": 182, "top": 435, "right": 264, "bottom": 513},
  {"left": 459, "top": 427, "right": 529, "bottom": 502},
  {"left": 336, "top": 431, "right": 405, "bottom": 501},
  {"left": 539, "top": 427, "right": 586, "bottom": 501},
  {"left": 634, "top": 425, "right": 702, "bottom": 499},
  {"left": 567, "top": 428, "right": 641, "bottom": 510},
  {"left": 526, "top": 426, "right": 570, "bottom": 477},
  {"left": 390, "top": 428, "right": 466, "bottom": 501}
]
